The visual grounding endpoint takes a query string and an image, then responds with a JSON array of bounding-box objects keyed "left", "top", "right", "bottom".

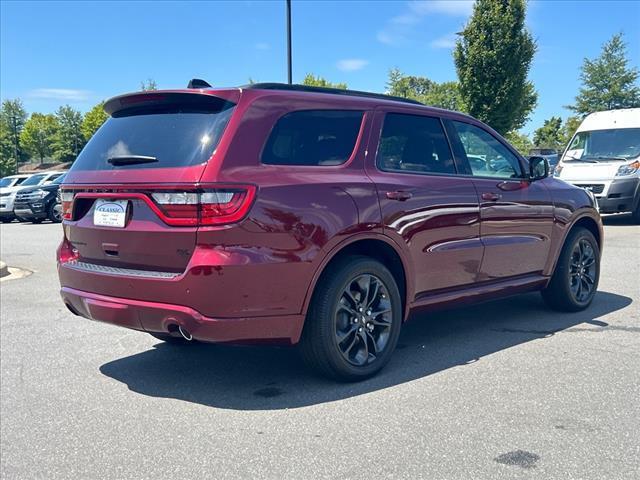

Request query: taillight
[
  {"left": 60, "top": 190, "right": 75, "bottom": 220},
  {"left": 151, "top": 186, "right": 256, "bottom": 226}
]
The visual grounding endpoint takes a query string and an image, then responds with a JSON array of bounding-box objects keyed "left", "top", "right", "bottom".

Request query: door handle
[
  {"left": 481, "top": 192, "right": 501, "bottom": 201},
  {"left": 386, "top": 191, "right": 413, "bottom": 201}
]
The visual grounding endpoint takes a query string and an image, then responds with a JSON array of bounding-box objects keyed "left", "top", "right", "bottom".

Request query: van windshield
[
  {"left": 565, "top": 128, "right": 640, "bottom": 161},
  {"left": 71, "top": 103, "right": 235, "bottom": 171}
]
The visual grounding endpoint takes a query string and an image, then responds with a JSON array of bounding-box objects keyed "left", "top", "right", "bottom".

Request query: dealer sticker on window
[{"left": 93, "top": 199, "right": 128, "bottom": 228}]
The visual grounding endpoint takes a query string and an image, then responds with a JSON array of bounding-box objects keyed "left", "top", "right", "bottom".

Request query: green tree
[
  {"left": 302, "top": 74, "right": 347, "bottom": 89},
  {"left": 386, "top": 69, "right": 465, "bottom": 110},
  {"left": 20, "top": 113, "right": 59, "bottom": 163},
  {"left": 505, "top": 130, "right": 533, "bottom": 155},
  {"left": 0, "top": 99, "right": 28, "bottom": 172},
  {"left": 533, "top": 116, "right": 564, "bottom": 151},
  {"left": 569, "top": 33, "right": 640, "bottom": 116},
  {"left": 81, "top": 102, "right": 108, "bottom": 141},
  {"left": 454, "top": 0, "right": 537, "bottom": 134},
  {"left": 140, "top": 78, "right": 158, "bottom": 91},
  {"left": 0, "top": 123, "right": 17, "bottom": 176},
  {"left": 53, "top": 105, "right": 85, "bottom": 162},
  {"left": 386, "top": 69, "right": 434, "bottom": 98}
]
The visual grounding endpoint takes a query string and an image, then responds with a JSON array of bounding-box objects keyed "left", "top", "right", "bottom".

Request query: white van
[{"left": 555, "top": 108, "right": 639, "bottom": 222}]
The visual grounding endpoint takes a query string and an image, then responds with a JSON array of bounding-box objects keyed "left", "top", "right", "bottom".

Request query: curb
[{"left": 0, "top": 261, "right": 8, "bottom": 278}]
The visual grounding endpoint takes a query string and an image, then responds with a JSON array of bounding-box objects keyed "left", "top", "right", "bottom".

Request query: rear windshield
[
  {"left": 71, "top": 103, "right": 235, "bottom": 171},
  {"left": 262, "top": 110, "right": 363, "bottom": 166}
]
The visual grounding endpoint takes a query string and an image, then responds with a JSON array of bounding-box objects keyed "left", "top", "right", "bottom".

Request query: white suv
[{"left": 555, "top": 108, "right": 640, "bottom": 223}]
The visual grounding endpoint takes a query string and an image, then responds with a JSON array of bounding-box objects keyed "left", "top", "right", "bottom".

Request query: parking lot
[{"left": 1, "top": 217, "right": 638, "bottom": 479}]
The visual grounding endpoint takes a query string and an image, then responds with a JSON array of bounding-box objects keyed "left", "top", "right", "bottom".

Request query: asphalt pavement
[{"left": 1, "top": 216, "right": 639, "bottom": 479}]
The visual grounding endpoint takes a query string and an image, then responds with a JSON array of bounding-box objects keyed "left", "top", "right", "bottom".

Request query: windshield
[
  {"left": 20, "top": 174, "right": 47, "bottom": 186},
  {"left": 52, "top": 174, "right": 66, "bottom": 185},
  {"left": 565, "top": 128, "right": 640, "bottom": 161},
  {"left": 0, "top": 177, "right": 16, "bottom": 187},
  {"left": 71, "top": 103, "right": 235, "bottom": 171}
]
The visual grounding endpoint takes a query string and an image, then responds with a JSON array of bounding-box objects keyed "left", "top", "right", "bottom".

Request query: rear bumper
[{"left": 61, "top": 286, "right": 304, "bottom": 344}]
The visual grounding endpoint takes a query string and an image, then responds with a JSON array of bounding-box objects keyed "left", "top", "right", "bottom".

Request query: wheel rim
[
  {"left": 569, "top": 238, "right": 596, "bottom": 303},
  {"left": 53, "top": 203, "right": 62, "bottom": 221},
  {"left": 334, "top": 274, "right": 393, "bottom": 367}
]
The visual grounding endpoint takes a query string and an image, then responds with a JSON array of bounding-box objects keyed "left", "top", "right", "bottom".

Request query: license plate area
[{"left": 93, "top": 199, "right": 129, "bottom": 228}]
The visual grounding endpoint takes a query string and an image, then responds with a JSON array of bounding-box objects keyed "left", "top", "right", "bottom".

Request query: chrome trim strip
[{"left": 65, "top": 260, "right": 179, "bottom": 279}]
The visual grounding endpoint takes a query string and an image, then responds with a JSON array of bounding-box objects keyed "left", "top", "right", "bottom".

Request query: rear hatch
[{"left": 61, "top": 90, "right": 242, "bottom": 273}]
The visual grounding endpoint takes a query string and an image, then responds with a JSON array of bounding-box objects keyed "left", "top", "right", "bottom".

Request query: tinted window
[
  {"left": 451, "top": 121, "right": 523, "bottom": 178},
  {"left": 262, "top": 110, "right": 363, "bottom": 166},
  {"left": 377, "top": 113, "right": 455, "bottom": 175},
  {"left": 71, "top": 103, "right": 235, "bottom": 171}
]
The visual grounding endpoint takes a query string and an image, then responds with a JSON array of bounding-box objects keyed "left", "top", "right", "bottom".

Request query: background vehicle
[
  {"left": 57, "top": 83, "right": 602, "bottom": 381},
  {"left": 555, "top": 108, "right": 640, "bottom": 222},
  {"left": 529, "top": 148, "right": 559, "bottom": 169},
  {"left": 0, "top": 174, "right": 32, "bottom": 222},
  {"left": 2, "top": 171, "right": 66, "bottom": 223},
  {"left": 13, "top": 174, "right": 67, "bottom": 223}
]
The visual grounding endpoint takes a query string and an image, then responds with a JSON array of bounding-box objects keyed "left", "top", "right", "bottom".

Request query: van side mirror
[{"left": 528, "top": 156, "right": 549, "bottom": 180}]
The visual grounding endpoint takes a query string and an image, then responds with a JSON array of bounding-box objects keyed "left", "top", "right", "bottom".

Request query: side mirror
[{"left": 528, "top": 156, "right": 549, "bottom": 180}]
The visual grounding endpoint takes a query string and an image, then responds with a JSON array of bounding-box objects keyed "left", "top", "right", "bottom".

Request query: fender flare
[{"left": 299, "top": 232, "right": 414, "bottom": 320}]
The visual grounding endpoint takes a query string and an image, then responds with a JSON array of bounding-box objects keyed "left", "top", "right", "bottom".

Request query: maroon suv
[{"left": 57, "top": 83, "right": 602, "bottom": 381}]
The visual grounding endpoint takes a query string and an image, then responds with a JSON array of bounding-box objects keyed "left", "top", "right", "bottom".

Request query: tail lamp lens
[
  {"left": 60, "top": 190, "right": 75, "bottom": 219},
  {"left": 151, "top": 187, "right": 255, "bottom": 226}
]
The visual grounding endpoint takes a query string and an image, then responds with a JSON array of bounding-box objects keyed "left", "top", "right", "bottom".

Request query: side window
[
  {"left": 377, "top": 113, "right": 456, "bottom": 175},
  {"left": 451, "top": 121, "right": 524, "bottom": 178},
  {"left": 15, "top": 177, "right": 26, "bottom": 185},
  {"left": 262, "top": 110, "right": 363, "bottom": 166}
]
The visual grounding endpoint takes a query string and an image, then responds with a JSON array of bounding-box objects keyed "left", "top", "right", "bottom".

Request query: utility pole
[
  {"left": 11, "top": 114, "right": 19, "bottom": 175},
  {"left": 286, "top": 0, "right": 292, "bottom": 84}
]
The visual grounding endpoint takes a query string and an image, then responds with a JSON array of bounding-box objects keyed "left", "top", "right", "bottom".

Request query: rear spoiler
[{"left": 103, "top": 90, "right": 241, "bottom": 117}]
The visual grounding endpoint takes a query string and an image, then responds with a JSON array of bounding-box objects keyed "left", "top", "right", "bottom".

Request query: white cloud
[
  {"left": 28, "top": 88, "right": 91, "bottom": 101},
  {"left": 336, "top": 59, "right": 369, "bottom": 72},
  {"left": 409, "top": 0, "right": 474, "bottom": 17},
  {"left": 377, "top": 0, "right": 474, "bottom": 46},
  {"left": 255, "top": 42, "right": 270, "bottom": 50},
  {"left": 430, "top": 33, "right": 457, "bottom": 49}
]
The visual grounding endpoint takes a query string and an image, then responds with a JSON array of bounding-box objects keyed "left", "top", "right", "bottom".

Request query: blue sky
[{"left": 1, "top": 0, "right": 639, "bottom": 134}]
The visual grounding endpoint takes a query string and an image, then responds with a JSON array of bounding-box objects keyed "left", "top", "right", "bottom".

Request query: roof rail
[{"left": 243, "top": 82, "right": 423, "bottom": 105}]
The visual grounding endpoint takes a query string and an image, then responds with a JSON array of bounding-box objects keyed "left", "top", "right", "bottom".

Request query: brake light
[
  {"left": 60, "top": 190, "right": 75, "bottom": 220},
  {"left": 151, "top": 186, "right": 256, "bottom": 226}
]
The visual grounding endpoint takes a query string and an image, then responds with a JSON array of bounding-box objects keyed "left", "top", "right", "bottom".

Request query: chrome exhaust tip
[{"left": 178, "top": 325, "right": 193, "bottom": 341}]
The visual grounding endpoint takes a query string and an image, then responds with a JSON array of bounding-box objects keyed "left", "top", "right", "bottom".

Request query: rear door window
[
  {"left": 377, "top": 113, "right": 456, "bottom": 175},
  {"left": 72, "top": 102, "right": 235, "bottom": 171},
  {"left": 262, "top": 110, "right": 363, "bottom": 166}
]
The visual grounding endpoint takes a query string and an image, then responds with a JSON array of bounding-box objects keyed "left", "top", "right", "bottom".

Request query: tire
[
  {"left": 542, "top": 227, "right": 600, "bottom": 312},
  {"left": 48, "top": 201, "right": 62, "bottom": 223},
  {"left": 299, "top": 255, "right": 402, "bottom": 381},
  {"left": 0, "top": 217, "right": 13, "bottom": 223},
  {"left": 147, "top": 332, "right": 194, "bottom": 344},
  {"left": 30, "top": 218, "right": 43, "bottom": 224}
]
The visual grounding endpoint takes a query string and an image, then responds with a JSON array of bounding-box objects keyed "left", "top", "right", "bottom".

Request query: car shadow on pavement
[{"left": 99, "top": 291, "right": 631, "bottom": 410}]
